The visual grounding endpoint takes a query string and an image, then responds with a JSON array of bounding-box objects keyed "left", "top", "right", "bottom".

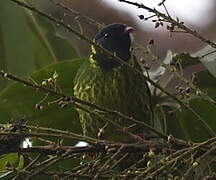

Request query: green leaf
[
  {"left": 35, "top": 15, "right": 79, "bottom": 61},
  {"left": 173, "top": 53, "right": 200, "bottom": 68},
  {"left": 0, "top": 1, "right": 79, "bottom": 91},
  {"left": 193, "top": 45, "right": 216, "bottom": 78},
  {"left": 175, "top": 99, "right": 216, "bottom": 142},
  {"left": 0, "top": 59, "right": 84, "bottom": 135},
  {"left": 27, "top": 13, "right": 58, "bottom": 67},
  {"left": 0, "top": 153, "right": 19, "bottom": 170},
  {"left": 156, "top": 105, "right": 187, "bottom": 140},
  {"left": 196, "top": 70, "right": 216, "bottom": 99},
  {"left": 0, "top": 154, "right": 23, "bottom": 179},
  {"left": 0, "top": 0, "right": 35, "bottom": 77},
  {"left": 0, "top": 0, "right": 55, "bottom": 91}
]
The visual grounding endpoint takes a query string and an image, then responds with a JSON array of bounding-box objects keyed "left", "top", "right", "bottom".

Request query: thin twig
[
  {"left": 119, "top": 0, "right": 216, "bottom": 49},
  {"left": 49, "top": 0, "right": 102, "bottom": 27}
]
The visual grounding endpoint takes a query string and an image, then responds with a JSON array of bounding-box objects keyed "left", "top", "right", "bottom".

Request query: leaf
[
  {"left": 164, "top": 53, "right": 216, "bottom": 141},
  {"left": 196, "top": 70, "right": 216, "bottom": 99},
  {"left": 193, "top": 45, "right": 216, "bottom": 78},
  {"left": 173, "top": 53, "right": 200, "bottom": 68},
  {"left": 0, "top": 0, "right": 35, "bottom": 88},
  {"left": 0, "top": 153, "right": 19, "bottom": 170},
  {"left": 27, "top": 13, "right": 58, "bottom": 67},
  {"left": 0, "top": 1, "right": 78, "bottom": 91},
  {"left": 0, "top": 59, "right": 84, "bottom": 135},
  {"left": 149, "top": 50, "right": 173, "bottom": 82},
  {"left": 156, "top": 105, "right": 187, "bottom": 140},
  {"left": 37, "top": 15, "right": 79, "bottom": 61},
  {"left": 0, "top": 0, "right": 53, "bottom": 91},
  {"left": 172, "top": 52, "right": 216, "bottom": 99},
  {"left": 0, "top": 154, "right": 24, "bottom": 179},
  {"left": 175, "top": 99, "right": 216, "bottom": 142}
]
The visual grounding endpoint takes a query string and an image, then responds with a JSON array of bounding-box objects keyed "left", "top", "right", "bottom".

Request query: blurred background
[{"left": 31, "top": 0, "right": 216, "bottom": 58}]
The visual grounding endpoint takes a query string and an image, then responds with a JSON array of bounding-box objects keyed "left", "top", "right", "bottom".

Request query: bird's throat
[{"left": 89, "top": 45, "right": 130, "bottom": 72}]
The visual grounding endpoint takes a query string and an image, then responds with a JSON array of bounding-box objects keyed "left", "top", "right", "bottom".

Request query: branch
[
  {"left": 0, "top": 70, "right": 167, "bottom": 139},
  {"left": 119, "top": 0, "right": 216, "bottom": 49},
  {"left": 1, "top": 141, "right": 187, "bottom": 155},
  {"left": 49, "top": 0, "right": 102, "bottom": 27}
]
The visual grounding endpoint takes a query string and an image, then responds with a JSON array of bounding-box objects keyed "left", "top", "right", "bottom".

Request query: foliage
[{"left": 0, "top": 0, "right": 216, "bottom": 179}]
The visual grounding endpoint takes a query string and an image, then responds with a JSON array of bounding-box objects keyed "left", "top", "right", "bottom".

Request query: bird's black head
[{"left": 92, "top": 23, "right": 133, "bottom": 72}]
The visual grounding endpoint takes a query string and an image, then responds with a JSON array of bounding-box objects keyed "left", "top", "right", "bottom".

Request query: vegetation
[{"left": 0, "top": 0, "right": 216, "bottom": 179}]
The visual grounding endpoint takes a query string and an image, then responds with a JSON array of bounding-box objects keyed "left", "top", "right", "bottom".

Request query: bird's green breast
[{"left": 74, "top": 58, "right": 151, "bottom": 142}]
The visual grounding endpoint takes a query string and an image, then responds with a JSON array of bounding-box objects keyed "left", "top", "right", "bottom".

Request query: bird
[{"left": 73, "top": 23, "right": 153, "bottom": 142}]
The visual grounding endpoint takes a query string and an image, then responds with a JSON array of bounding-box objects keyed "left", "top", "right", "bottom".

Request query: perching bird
[{"left": 74, "top": 23, "right": 153, "bottom": 142}]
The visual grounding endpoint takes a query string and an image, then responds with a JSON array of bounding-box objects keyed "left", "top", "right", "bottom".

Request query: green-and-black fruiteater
[{"left": 74, "top": 23, "right": 153, "bottom": 142}]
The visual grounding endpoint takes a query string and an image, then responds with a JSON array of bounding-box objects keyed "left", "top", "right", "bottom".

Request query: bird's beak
[{"left": 122, "top": 26, "right": 134, "bottom": 34}]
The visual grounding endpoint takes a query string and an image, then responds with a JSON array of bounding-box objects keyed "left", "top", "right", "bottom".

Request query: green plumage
[
  {"left": 73, "top": 24, "right": 152, "bottom": 142},
  {"left": 74, "top": 56, "right": 152, "bottom": 142}
]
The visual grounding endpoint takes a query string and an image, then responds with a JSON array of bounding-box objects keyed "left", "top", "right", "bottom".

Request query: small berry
[{"left": 138, "top": 15, "right": 145, "bottom": 20}]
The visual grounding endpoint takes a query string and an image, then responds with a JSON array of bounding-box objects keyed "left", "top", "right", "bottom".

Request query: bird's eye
[{"left": 104, "top": 33, "right": 109, "bottom": 38}]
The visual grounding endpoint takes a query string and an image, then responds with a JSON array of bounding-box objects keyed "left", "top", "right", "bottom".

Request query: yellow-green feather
[{"left": 74, "top": 49, "right": 152, "bottom": 142}]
